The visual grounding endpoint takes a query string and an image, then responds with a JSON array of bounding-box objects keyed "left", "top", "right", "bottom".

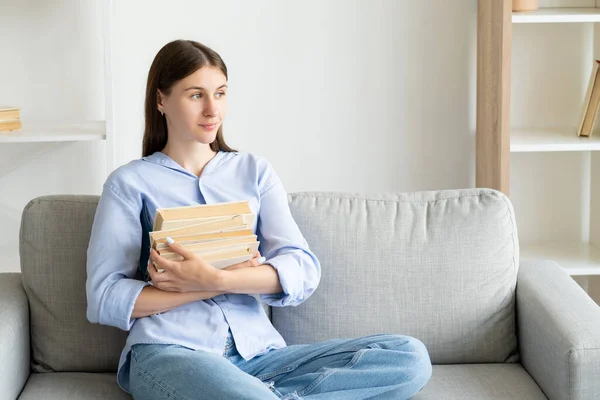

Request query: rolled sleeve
[
  {"left": 98, "top": 278, "right": 148, "bottom": 331},
  {"left": 257, "top": 171, "right": 321, "bottom": 307},
  {"left": 86, "top": 183, "right": 149, "bottom": 331}
]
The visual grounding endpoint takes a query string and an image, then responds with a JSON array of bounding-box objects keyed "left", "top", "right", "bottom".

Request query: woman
[{"left": 86, "top": 39, "right": 432, "bottom": 400}]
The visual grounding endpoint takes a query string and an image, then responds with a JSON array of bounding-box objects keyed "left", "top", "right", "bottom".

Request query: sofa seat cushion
[
  {"left": 17, "top": 364, "right": 546, "bottom": 400},
  {"left": 413, "top": 364, "right": 546, "bottom": 399},
  {"left": 19, "top": 373, "right": 130, "bottom": 400}
]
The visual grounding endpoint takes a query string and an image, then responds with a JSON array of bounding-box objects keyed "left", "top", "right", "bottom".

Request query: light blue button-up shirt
[{"left": 85, "top": 150, "right": 321, "bottom": 392}]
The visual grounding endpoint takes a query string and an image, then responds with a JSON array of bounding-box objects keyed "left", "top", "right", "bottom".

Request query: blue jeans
[{"left": 128, "top": 330, "right": 432, "bottom": 400}]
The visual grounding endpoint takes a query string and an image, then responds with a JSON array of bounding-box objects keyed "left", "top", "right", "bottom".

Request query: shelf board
[
  {"left": 510, "top": 127, "right": 600, "bottom": 152},
  {"left": 0, "top": 121, "right": 106, "bottom": 143},
  {"left": 513, "top": 7, "right": 600, "bottom": 23},
  {"left": 521, "top": 241, "right": 600, "bottom": 276}
]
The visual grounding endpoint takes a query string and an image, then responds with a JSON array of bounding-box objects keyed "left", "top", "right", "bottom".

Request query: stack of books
[
  {"left": 0, "top": 106, "right": 22, "bottom": 133},
  {"left": 150, "top": 200, "right": 259, "bottom": 273}
]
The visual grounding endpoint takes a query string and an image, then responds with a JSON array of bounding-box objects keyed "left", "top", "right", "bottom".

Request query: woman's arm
[
  {"left": 86, "top": 183, "right": 150, "bottom": 331},
  {"left": 131, "top": 286, "right": 224, "bottom": 318},
  {"left": 148, "top": 241, "right": 282, "bottom": 294},
  {"left": 253, "top": 160, "right": 321, "bottom": 307},
  {"left": 218, "top": 265, "right": 283, "bottom": 294}
]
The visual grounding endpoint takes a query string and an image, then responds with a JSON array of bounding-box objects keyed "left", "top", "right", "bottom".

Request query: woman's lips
[{"left": 199, "top": 123, "right": 218, "bottom": 130}]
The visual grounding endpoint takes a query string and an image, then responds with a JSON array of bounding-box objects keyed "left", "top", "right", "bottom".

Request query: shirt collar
[{"left": 142, "top": 150, "right": 232, "bottom": 177}]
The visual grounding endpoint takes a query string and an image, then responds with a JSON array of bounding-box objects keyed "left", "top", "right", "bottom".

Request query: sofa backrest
[
  {"left": 19, "top": 188, "right": 519, "bottom": 372},
  {"left": 20, "top": 195, "right": 127, "bottom": 372},
  {"left": 271, "top": 189, "right": 520, "bottom": 364}
]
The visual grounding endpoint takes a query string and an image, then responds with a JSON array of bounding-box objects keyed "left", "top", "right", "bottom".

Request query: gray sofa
[{"left": 2, "top": 188, "right": 600, "bottom": 399}]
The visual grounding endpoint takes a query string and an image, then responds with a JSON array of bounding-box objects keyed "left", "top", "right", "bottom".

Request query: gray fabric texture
[
  {"left": 517, "top": 260, "right": 600, "bottom": 400},
  {"left": 16, "top": 365, "right": 546, "bottom": 400},
  {"left": 273, "top": 189, "right": 520, "bottom": 364},
  {"left": 20, "top": 196, "right": 128, "bottom": 373},
  {"left": 11, "top": 190, "right": 600, "bottom": 399},
  {"left": 0, "top": 273, "right": 30, "bottom": 399},
  {"left": 18, "top": 373, "right": 130, "bottom": 400},
  {"left": 412, "top": 364, "right": 547, "bottom": 399}
]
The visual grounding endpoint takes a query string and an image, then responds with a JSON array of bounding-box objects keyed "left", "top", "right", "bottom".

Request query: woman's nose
[{"left": 203, "top": 100, "right": 218, "bottom": 118}]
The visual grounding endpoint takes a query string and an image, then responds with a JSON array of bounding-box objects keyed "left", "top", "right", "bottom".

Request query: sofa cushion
[
  {"left": 18, "top": 373, "right": 130, "bottom": 400},
  {"left": 272, "top": 189, "right": 519, "bottom": 364},
  {"left": 20, "top": 196, "right": 127, "bottom": 372},
  {"left": 412, "top": 364, "right": 546, "bottom": 399}
]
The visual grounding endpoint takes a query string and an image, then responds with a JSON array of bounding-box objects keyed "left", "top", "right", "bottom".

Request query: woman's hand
[
  {"left": 222, "top": 251, "right": 265, "bottom": 271},
  {"left": 148, "top": 237, "right": 266, "bottom": 293}
]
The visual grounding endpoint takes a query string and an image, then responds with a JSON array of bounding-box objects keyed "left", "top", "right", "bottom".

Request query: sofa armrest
[
  {"left": 517, "top": 260, "right": 600, "bottom": 400},
  {"left": 0, "top": 273, "right": 30, "bottom": 398}
]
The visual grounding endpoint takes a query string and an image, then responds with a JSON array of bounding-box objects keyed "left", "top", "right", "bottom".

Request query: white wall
[
  {"left": 111, "top": 0, "right": 477, "bottom": 193},
  {"left": 0, "top": 0, "right": 477, "bottom": 273}
]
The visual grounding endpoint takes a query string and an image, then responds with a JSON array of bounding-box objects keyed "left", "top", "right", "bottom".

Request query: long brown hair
[{"left": 142, "top": 40, "right": 236, "bottom": 157}]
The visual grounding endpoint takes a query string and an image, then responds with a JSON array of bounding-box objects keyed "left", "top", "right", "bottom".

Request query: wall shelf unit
[{"left": 477, "top": 0, "right": 600, "bottom": 284}]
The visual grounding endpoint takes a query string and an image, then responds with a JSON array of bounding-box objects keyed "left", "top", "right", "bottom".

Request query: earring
[{"left": 160, "top": 110, "right": 164, "bottom": 116}]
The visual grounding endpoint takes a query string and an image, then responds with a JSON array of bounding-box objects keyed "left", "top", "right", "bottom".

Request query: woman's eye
[
  {"left": 191, "top": 93, "right": 202, "bottom": 99},
  {"left": 216, "top": 92, "right": 226, "bottom": 98}
]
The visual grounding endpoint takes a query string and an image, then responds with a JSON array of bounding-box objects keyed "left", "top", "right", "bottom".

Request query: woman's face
[{"left": 158, "top": 66, "right": 228, "bottom": 145}]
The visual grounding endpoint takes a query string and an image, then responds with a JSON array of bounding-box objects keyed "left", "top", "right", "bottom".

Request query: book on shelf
[
  {"left": 148, "top": 200, "right": 259, "bottom": 274},
  {"left": 578, "top": 61, "right": 600, "bottom": 137},
  {"left": 0, "top": 106, "right": 21, "bottom": 133}
]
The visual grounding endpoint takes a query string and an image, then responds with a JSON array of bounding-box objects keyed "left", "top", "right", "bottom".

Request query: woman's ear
[{"left": 157, "top": 90, "right": 165, "bottom": 113}]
